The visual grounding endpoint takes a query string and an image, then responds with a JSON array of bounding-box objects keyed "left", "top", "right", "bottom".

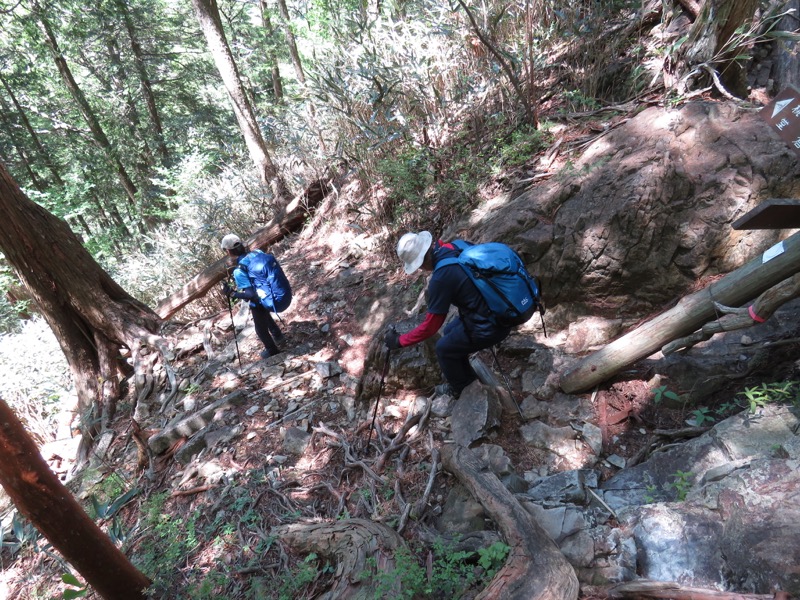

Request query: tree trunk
[
  {"left": 155, "top": 177, "right": 331, "bottom": 319},
  {"left": 560, "top": 231, "right": 800, "bottom": 393},
  {"left": 771, "top": 0, "right": 800, "bottom": 93},
  {"left": 275, "top": 0, "right": 305, "bottom": 85},
  {"left": 0, "top": 161, "right": 162, "bottom": 458},
  {"left": 33, "top": 3, "right": 142, "bottom": 217},
  {"left": 0, "top": 398, "right": 151, "bottom": 599},
  {"left": 441, "top": 445, "right": 579, "bottom": 600},
  {"left": 191, "top": 0, "right": 287, "bottom": 200},
  {"left": 676, "top": 0, "right": 759, "bottom": 97},
  {"left": 115, "top": 0, "right": 170, "bottom": 163},
  {"left": 272, "top": 0, "right": 327, "bottom": 150},
  {"left": 0, "top": 75, "right": 64, "bottom": 186},
  {"left": 271, "top": 519, "right": 405, "bottom": 598},
  {"left": 259, "top": 0, "right": 284, "bottom": 102}
]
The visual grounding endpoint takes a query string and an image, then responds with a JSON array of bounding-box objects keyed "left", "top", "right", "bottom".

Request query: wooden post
[{"left": 560, "top": 230, "right": 800, "bottom": 394}]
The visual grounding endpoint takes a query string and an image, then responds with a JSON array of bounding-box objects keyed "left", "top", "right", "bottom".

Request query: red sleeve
[{"left": 399, "top": 312, "right": 446, "bottom": 346}]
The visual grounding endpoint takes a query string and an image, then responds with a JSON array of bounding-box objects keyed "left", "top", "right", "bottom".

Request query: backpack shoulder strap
[{"left": 434, "top": 240, "right": 471, "bottom": 271}]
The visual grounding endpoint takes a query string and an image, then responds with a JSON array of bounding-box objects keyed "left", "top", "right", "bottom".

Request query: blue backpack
[
  {"left": 435, "top": 240, "right": 545, "bottom": 330},
  {"left": 239, "top": 251, "right": 292, "bottom": 313}
]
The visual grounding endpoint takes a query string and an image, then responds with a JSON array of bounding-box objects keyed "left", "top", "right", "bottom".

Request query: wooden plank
[{"left": 732, "top": 198, "right": 800, "bottom": 230}]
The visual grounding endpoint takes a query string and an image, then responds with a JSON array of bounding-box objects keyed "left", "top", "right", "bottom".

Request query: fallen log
[
  {"left": 560, "top": 230, "right": 800, "bottom": 393},
  {"left": 441, "top": 444, "right": 579, "bottom": 600},
  {"left": 155, "top": 177, "right": 332, "bottom": 320},
  {"left": 270, "top": 518, "right": 405, "bottom": 599},
  {"left": 663, "top": 272, "right": 800, "bottom": 354}
]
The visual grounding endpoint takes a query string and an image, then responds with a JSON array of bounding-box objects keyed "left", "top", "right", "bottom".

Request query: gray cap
[{"left": 220, "top": 234, "right": 242, "bottom": 250}]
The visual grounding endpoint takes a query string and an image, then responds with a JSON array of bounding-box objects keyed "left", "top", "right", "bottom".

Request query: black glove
[
  {"left": 221, "top": 281, "right": 234, "bottom": 297},
  {"left": 384, "top": 327, "right": 401, "bottom": 350}
]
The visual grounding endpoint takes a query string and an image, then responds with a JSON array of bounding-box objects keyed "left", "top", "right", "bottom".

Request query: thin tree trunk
[
  {"left": 0, "top": 103, "right": 46, "bottom": 190},
  {"left": 0, "top": 398, "right": 151, "bottom": 599},
  {"left": 275, "top": 0, "right": 305, "bottom": 84},
  {"left": 259, "top": 0, "right": 284, "bottom": 102},
  {"left": 274, "top": 0, "right": 327, "bottom": 151},
  {"left": 0, "top": 75, "right": 65, "bottom": 186},
  {"left": 33, "top": 2, "right": 141, "bottom": 215},
  {"left": 103, "top": 37, "right": 153, "bottom": 170},
  {"left": 191, "top": 0, "right": 287, "bottom": 199},
  {"left": 114, "top": 0, "right": 170, "bottom": 162}
]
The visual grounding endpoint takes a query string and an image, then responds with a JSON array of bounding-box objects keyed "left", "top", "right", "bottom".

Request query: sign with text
[{"left": 761, "top": 85, "right": 800, "bottom": 158}]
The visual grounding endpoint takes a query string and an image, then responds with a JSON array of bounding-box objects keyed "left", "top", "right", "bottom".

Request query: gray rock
[
  {"left": 450, "top": 382, "right": 501, "bottom": 447},
  {"left": 282, "top": 427, "right": 311, "bottom": 455},
  {"left": 437, "top": 484, "right": 486, "bottom": 534},
  {"left": 525, "top": 469, "right": 598, "bottom": 505}
]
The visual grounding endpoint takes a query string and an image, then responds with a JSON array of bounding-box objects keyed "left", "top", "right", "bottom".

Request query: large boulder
[{"left": 476, "top": 101, "right": 800, "bottom": 332}]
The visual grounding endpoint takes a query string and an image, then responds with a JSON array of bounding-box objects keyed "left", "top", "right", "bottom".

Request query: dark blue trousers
[
  {"left": 251, "top": 303, "right": 282, "bottom": 353},
  {"left": 435, "top": 318, "right": 510, "bottom": 394}
]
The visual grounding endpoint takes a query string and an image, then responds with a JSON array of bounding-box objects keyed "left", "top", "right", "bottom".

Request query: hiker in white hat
[{"left": 385, "top": 231, "right": 512, "bottom": 398}]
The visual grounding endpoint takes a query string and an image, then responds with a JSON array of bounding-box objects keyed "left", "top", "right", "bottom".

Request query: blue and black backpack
[
  {"left": 435, "top": 240, "right": 545, "bottom": 330},
  {"left": 238, "top": 250, "right": 292, "bottom": 313}
]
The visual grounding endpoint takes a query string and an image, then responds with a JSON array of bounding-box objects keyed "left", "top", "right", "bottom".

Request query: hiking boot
[
  {"left": 434, "top": 383, "right": 456, "bottom": 398},
  {"left": 273, "top": 332, "right": 286, "bottom": 346},
  {"left": 260, "top": 348, "right": 277, "bottom": 360}
]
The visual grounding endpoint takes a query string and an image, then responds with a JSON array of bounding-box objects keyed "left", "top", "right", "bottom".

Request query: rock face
[
  {"left": 477, "top": 102, "right": 800, "bottom": 331},
  {"left": 605, "top": 404, "right": 800, "bottom": 594}
]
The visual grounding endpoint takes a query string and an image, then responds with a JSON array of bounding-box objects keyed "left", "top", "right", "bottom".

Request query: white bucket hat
[
  {"left": 397, "top": 231, "right": 433, "bottom": 274},
  {"left": 220, "top": 234, "right": 242, "bottom": 250}
]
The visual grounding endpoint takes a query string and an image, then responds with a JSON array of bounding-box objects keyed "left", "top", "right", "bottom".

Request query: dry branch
[
  {"left": 663, "top": 272, "right": 800, "bottom": 354},
  {"left": 441, "top": 444, "right": 579, "bottom": 600}
]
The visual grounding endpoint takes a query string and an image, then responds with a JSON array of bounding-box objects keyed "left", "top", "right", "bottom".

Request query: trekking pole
[
  {"left": 364, "top": 345, "right": 392, "bottom": 456},
  {"left": 225, "top": 281, "right": 242, "bottom": 369},
  {"left": 489, "top": 345, "right": 523, "bottom": 417},
  {"left": 539, "top": 304, "right": 547, "bottom": 338}
]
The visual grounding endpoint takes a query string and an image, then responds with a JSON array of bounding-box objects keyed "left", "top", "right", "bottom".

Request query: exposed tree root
[
  {"left": 441, "top": 444, "right": 579, "bottom": 600},
  {"left": 271, "top": 518, "right": 405, "bottom": 599}
]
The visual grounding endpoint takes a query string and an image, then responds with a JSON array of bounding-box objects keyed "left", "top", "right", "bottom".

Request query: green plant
[
  {"left": 60, "top": 573, "right": 87, "bottom": 599},
  {"left": 652, "top": 385, "right": 679, "bottom": 404},
  {"left": 368, "top": 546, "right": 425, "bottom": 599},
  {"left": 562, "top": 89, "right": 601, "bottom": 112},
  {"left": 477, "top": 541, "right": 510, "bottom": 577},
  {"left": 497, "top": 126, "right": 551, "bottom": 167},
  {"left": 137, "top": 493, "right": 202, "bottom": 594},
  {"left": 667, "top": 470, "right": 693, "bottom": 501},
  {"left": 688, "top": 406, "right": 714, "bottom": 427},
  {"left": 643, "top": 483, "right": 658, "bottom": 504},
  {"left": 1, "top": 513, "right": 42, "bottom": 556},
  {"left": 736, "top": 380, "right": 800, "bottom": 412}
]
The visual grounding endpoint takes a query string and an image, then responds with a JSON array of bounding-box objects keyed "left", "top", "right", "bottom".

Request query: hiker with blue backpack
[
  {"left": 384, "top": 231, "right": 543, "bottom": 399},
  {"left": 220, "top": 234, "right": 292, "bottom": 360}
]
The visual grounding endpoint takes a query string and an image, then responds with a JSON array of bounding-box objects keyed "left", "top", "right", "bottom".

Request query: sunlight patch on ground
[{"left": 0, "top": 317, "right": 73, "bottom": 443}]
